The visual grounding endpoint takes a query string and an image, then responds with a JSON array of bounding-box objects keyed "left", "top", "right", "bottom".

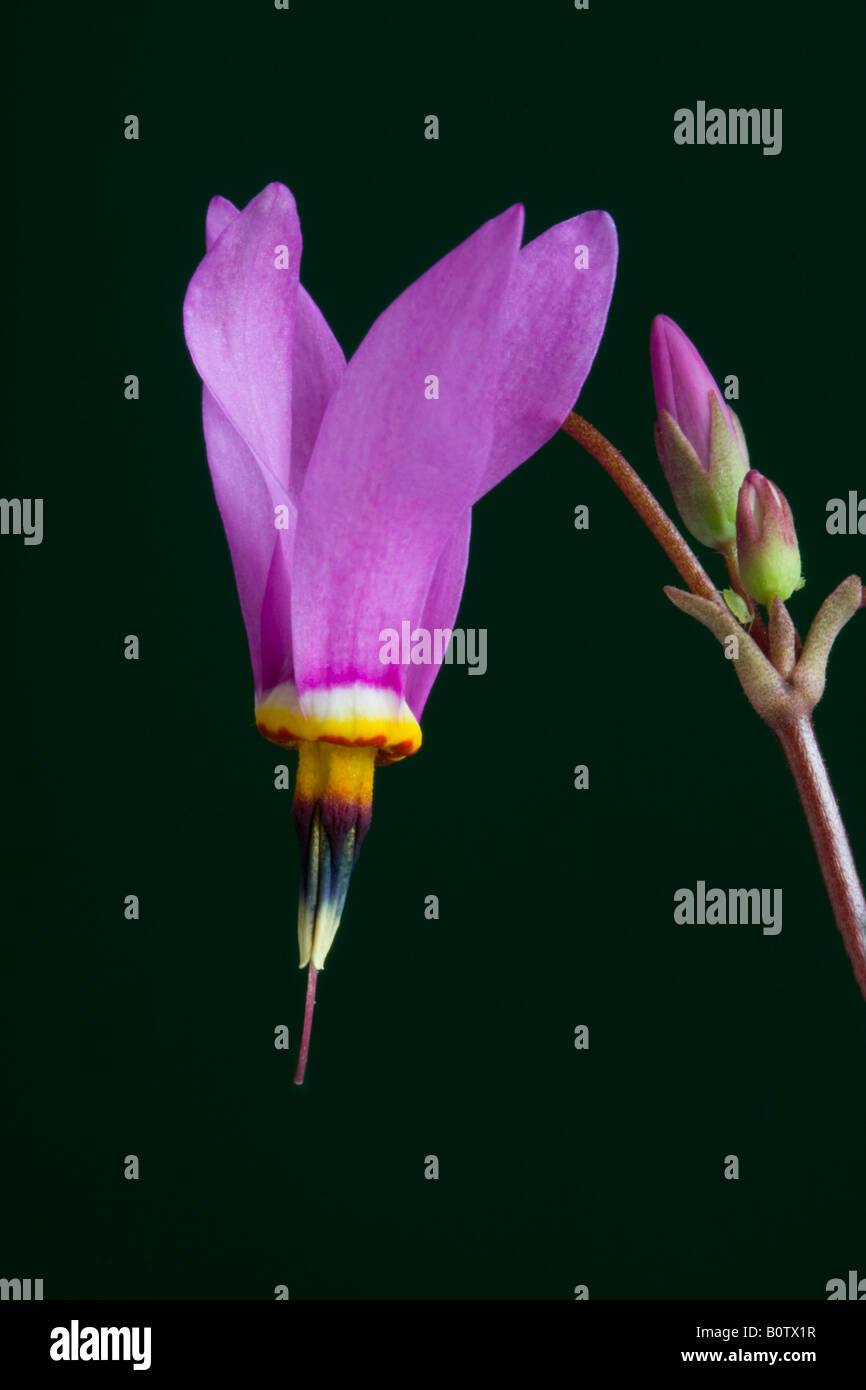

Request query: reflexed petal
[
  {"left": 290, "top": 205, "right": 524, "bottom": 701},
  {"left": 478, "top": 210, "right": 618, "bottom": 496},
  {"left": 290, "top": 286, "right": 346, "bottom": 497},
  {"left": 190, "top": 185, "right": 347, "bottom": 690},
  {"left": 184, "top": 182, "right": 301, "bottom": 494},
  {"left": 202, "top": 191, "right": 346, "bottom": 489},
  {"left": 202, "top": 389, "right": 293, "bottom": 692}
]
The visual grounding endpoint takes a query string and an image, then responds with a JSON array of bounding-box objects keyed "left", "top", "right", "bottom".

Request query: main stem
[{"left": 775, "top": 718, "right": 866, "bottom": 998}]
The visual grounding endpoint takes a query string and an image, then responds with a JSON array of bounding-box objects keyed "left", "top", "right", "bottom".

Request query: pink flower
[{"left": 183, "top": 182, "right": 617, "bottom": 1078}]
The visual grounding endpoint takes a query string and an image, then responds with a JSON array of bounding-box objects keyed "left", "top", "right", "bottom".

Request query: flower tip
[
  {"left": 650, "top": 311, "right": 675, "bottom": 340},
  {"left": 206, "top": 192, "right": 232, "bottom": 218},
  {"left": 583, "top": 207, "right": 618, "bottom": 240},
  {"left": 293, "top": 741, "right": 376, "bottom": 971},
  {"left": 498, "top": 201, "right": 525, "bottom": 241},
  {"left": 649, "top": 313, "right": 692, "bottom": 366}
]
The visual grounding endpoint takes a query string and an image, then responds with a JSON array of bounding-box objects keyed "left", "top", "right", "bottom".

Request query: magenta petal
[
  {"left": 290, "top": 286, "right": 347, "bottom": 496},
  {"left": 189, "top": 185, "right": 348, "bottom": 691},
  {"left": 404, "top": 511, "right": 472, "bottom": 719},
  {"left": 290, "top": 205, "right": 524, "bottom": 697},
  {"left": 477, "top": 210, "right": 618, "bottom": 497},
  {"left": 202, "top": 389, "right": 293, "bottom": 692},
  {"left": 183, "top": 182, "right": 301, "bottom": 495},
  {"left": 205, "top": 194, "right": 239, "bottom": 251},
  {"left": 202, "top": 191, "right": 345, "bottom": 497},
  {"left": 258, "top": 511, "right": 296, "bottom": 693}
]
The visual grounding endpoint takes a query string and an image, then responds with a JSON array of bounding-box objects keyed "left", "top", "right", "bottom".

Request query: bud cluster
[{"left": 650, "top": 315, "right": 803, "bottom": 607}]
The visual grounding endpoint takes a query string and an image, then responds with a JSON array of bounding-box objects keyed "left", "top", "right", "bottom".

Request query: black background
[{"left": 4, "top": 0, "right": 864, "bottom": 1300}]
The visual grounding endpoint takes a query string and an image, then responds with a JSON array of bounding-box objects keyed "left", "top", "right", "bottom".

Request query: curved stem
[
  {"left": 562, "top": 411, "right": 719, "bottom": 602},
  {"left": 294, "top": 965, "right": 319, "bottom": 1086},
  {"left": 775, "top": 717, "right": 866, "bottom": 998}
]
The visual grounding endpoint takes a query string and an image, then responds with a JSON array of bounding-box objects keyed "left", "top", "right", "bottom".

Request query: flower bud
[
  {"left": 650, "top": 314, "right": 749, "bottom": 549},
  {"left": 736, "top": 470, "right": 803, "bottom": 606}
]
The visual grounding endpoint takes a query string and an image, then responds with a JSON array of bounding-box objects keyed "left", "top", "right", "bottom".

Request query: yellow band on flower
[{"left": 255, "top": 680, "right": 422, "bottom": 764}]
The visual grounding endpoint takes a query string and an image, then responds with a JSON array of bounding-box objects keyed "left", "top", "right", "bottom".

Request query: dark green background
[{"left": 4, "top": 0, "right": 864, "bottom": 1299}]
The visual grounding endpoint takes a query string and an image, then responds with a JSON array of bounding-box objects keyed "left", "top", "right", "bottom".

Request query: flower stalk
[{"left": 561, "top": 411, "right": 717, "bottom": 601}]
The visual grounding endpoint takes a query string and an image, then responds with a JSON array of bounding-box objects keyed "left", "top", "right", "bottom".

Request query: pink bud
[
  {"left": 650, "top": 316, "right": 749, "bottom": 549},
  {"left": 736, "top": 471, "right": 803, "bottom": 607},
  {"left": 651, "top": 315, "right": 737, "bottom": 468}
]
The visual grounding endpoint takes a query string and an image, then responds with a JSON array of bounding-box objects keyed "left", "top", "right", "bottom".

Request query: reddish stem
[
  {"left": 775, "top": 718, "right": 866, "bottom": 998},
  {"left": 562, "top": 411, "right": 718, "bottom": 602},
  {"left": 294, "top": 965, "right": 319, "bottom": 1086}
]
